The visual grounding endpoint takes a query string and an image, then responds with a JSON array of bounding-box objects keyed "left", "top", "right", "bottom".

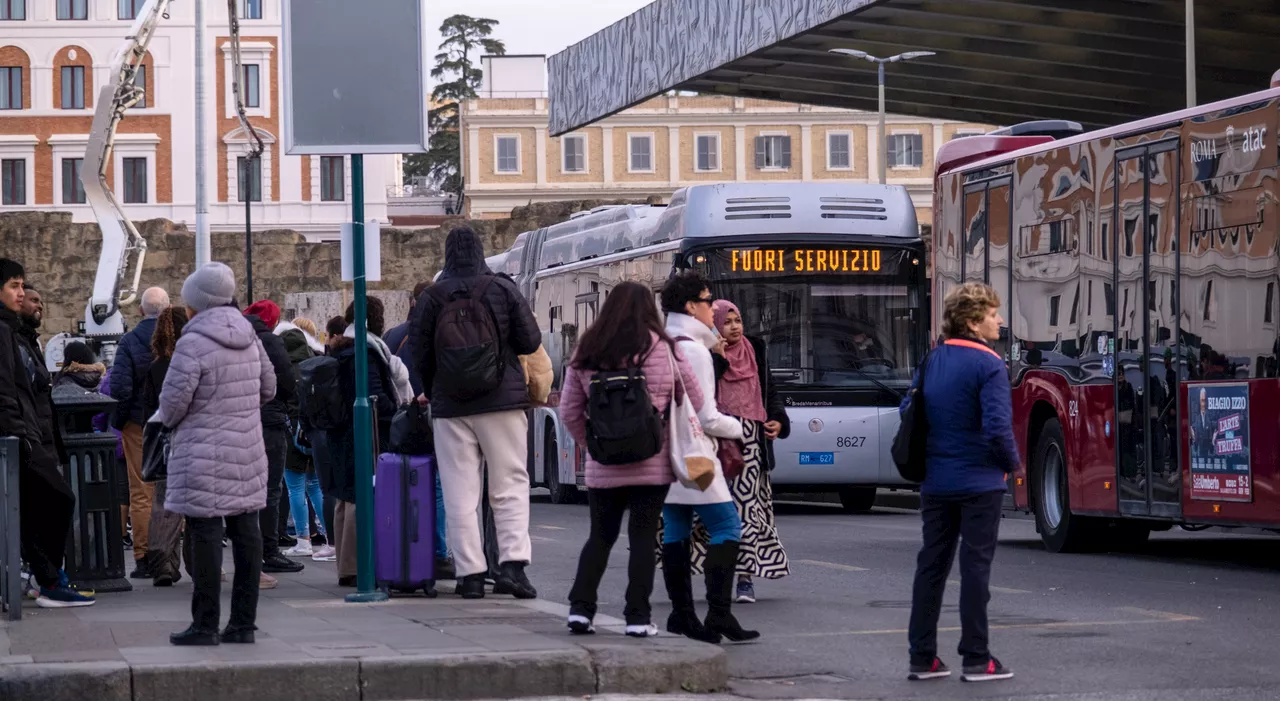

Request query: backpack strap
[{"left": 670, "top": 337, "right": 696, "bottom": 403}]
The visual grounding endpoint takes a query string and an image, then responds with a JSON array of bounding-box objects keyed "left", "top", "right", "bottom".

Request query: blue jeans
[
  {"left": 434, "top": 469, "right": 448, "bottom": 559},
  {"left": 662, "top": 502, "right": 741, "bottom": 545},
  {"left": 284, "top": 470, "right": 326, "bottom": 539}
]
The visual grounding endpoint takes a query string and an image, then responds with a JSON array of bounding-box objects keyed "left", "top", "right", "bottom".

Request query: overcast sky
[{"left": 423, "top": 0, "right": 654, "bottom": 74}]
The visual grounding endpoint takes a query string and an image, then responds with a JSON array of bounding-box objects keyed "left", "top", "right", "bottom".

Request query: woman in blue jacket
[{"left": 904, "top": 282, "right": 1019, "bottom": 683}]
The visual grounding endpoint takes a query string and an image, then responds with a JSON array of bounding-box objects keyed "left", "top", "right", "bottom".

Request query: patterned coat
[{"left": 157, "top": 305, "right": 276, "bottom": 518}]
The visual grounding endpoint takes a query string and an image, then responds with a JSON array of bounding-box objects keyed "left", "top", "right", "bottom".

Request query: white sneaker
[
  {"left": 567, "top": 614, "right": 595, "bottom": 635},
  {"left": 284, "top": 539, "right": 313, "bottom": 557},
  {"left": 625, "top": 623, "right": 660, "bottom": 638},
  {"left": 311, "top": 545, "right": 337, "bottom": 562}
]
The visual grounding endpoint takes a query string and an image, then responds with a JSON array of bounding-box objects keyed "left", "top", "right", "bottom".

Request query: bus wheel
[
  {"left": 839, "top": 487, "right": 877, "bottom": 513},
  {"left": 1032, "top": 418, "right": 1095, "bottom": 553},
  {"left": 545, "top": 430, "right": 576, "bottom": 505}
]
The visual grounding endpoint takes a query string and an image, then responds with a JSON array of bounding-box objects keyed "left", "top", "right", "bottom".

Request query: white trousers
[{"left": 433, "top": 410, "right": 532, "bottom": 578}]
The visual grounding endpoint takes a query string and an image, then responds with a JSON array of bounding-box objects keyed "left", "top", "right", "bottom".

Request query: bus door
[{"left": 1113, "top": 141, "right": 1182, "bottom": 518}]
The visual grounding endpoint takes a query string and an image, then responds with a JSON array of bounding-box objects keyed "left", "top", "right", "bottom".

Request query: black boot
[
  {"left": 703, "top": 541, "right": 759, "bottom": 642},
  {"left": 170, "top": 625, "right": 219, "bottom": 646},
  {"left": 661, "top": 540, "right": 722, "bottom": 644}
]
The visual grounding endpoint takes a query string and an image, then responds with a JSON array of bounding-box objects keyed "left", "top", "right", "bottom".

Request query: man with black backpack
[{"left": 410, "top": 226, "right": 541, "bottom": 600}]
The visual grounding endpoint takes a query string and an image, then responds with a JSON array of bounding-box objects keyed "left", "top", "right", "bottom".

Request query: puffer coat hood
[
  {"left": 157, "top": 305, "right": 277, "bottom": 518},
  {"left": 440, "top": 226, "right": 491, "bottom": 280}
]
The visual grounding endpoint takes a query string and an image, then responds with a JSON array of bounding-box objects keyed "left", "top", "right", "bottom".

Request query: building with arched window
[{"left": 0, "top": 0, "right": 397, "bottom": 240}]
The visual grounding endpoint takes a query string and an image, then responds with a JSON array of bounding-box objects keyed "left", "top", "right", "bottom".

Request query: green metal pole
[{"left": 345, "top": 153, "right": 387, "bottom": 604}]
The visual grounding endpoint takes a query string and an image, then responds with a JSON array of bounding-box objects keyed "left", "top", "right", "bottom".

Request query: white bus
[{"left": 489, "top": 182, "right": 927, "bottom": 511}]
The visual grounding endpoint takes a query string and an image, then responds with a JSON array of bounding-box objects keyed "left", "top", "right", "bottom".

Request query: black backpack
[
  {"left": 891, "top": 350, "right": 933, "bottom": 483},
  {"left": 433, "top": 276, "right": 504, "bottom": 402},
  {"left": 584, "top": 347, "right": 665, "bottom": 466},
  {"left": 297, "top": 356, "right": 349, "bottom": 431}
]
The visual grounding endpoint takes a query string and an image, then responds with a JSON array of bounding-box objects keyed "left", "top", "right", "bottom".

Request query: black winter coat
[
  {"left": 313, "top": 336, "right": 395, "bottom": 502},
  {"left": 711, "top": 335, "right": 792, "bottom": 471},
  {"left": 247, "top": 315, "right": 297, "bottom": 429},
  {"left": 383, "top": 321, "right": 422, "bottom": 396},
  {"left": 16, "top": 321, "right": 64, "bottom": 465},
  {"left": 141, "top": 356, "right": 171, "bottom": 423},
  {"left": 108, "top": 316, "right": 156, "bottom": 427},
  {"left": 0, "top": 309, "right": 68, "bottom": 496},
  {"left": 409, "top": 231, "right": 540, "bottom": 419}
]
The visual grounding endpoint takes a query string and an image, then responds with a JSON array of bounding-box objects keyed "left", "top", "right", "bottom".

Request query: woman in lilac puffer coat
[{"left": 156, "top": 262, "right": 276, "bottom": 646}]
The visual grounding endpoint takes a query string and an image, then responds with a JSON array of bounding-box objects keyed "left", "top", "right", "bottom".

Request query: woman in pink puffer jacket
[
  {"left": 156, "top": 262, "right": 275, "bottom": 647},
  {"left": 559, "top": 281, "right": 703, "bottom": 638}
]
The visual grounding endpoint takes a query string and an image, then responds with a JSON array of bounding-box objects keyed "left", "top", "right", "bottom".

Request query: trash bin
[
  {"left": 0, "top": 437, "right": 21, "bottom": 620},
  {"left": 52, "top": 383, "right": 132, "bottom": 593}
]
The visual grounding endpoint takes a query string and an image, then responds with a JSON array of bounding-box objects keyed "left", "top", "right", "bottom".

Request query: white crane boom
[
  {"left": 82, "top": 0, "right": 171, "bottom": 337},
  {"left": 46, "top": 0, "right": 261, "bottom": 370}
]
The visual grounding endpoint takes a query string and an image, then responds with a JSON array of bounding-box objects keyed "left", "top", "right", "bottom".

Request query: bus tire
[
  {"left": 839, "top": 487, "right": 877, "bottom": 513},
  {"left": 1031, "top": 418, "right": 1095, "bottom": 553},
  {"left": 545, "top": 429, "right": 576, "bottom": 505}
]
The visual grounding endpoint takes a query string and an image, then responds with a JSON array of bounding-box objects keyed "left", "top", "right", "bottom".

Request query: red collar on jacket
[{"left": 944, "top": 338, "right": 1001, "bottom": 360}]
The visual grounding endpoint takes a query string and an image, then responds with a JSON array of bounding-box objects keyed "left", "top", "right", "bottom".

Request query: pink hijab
[{"left": 712, "top": 300, "right": 767, "bottom": 423}]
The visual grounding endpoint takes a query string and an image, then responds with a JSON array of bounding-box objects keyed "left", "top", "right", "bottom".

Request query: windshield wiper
[{"left": 773, "top": 366, "right": 906, "bottom": 401}]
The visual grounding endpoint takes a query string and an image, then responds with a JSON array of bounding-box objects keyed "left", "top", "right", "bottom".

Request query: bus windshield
[{"left": 692, "top": 245, "right": 925, "bottom": 389}]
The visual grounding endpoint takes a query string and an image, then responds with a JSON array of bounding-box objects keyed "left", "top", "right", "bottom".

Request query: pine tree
[{"left": 404, "top": 15, "right": 505, "bottom": 208}]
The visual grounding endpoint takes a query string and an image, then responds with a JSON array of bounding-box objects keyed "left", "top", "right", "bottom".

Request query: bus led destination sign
[{"left": 728, "top": 247, "right": 884, "bottom": 274}]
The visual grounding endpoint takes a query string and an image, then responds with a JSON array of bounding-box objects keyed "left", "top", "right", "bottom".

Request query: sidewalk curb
[{"left": 0, "top": 638, "right": 727, "bottom": 701}]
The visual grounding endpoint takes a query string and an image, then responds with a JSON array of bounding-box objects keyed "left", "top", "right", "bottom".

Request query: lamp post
[
  {"left": 829, "top": 48, "right": 936, "bottom": 185},
  {"left": 1185, "top": 0, "right": 1197, "bottom": 108}
]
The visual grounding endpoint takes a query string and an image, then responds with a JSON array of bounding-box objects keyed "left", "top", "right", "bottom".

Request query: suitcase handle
[{"left": 410, "top": 501, "right": 420, "bottom": 544}]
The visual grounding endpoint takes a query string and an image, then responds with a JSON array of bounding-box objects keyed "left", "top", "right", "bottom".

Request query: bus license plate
[{"left": 798, "top": 452, "right": 835, "bottom": 465}]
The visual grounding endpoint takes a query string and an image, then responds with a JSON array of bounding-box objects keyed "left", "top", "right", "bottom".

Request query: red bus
[{"left": 932, "top": 77, "right": 1280, "bottom": 552}]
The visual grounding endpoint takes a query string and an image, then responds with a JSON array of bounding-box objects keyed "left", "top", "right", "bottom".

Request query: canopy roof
[{"left": 549, "top": 0, "right": 1280, "bottom": 135}]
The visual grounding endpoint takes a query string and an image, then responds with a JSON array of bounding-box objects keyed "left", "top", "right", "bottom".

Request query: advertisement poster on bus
[{"left": 1186, "top": 383, "right": 1252, "bottom": 502}]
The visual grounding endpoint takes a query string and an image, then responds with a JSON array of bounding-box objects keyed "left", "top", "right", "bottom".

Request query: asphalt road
[{"left": 522, "top": 494, "right": 1280, "bottom": 700}]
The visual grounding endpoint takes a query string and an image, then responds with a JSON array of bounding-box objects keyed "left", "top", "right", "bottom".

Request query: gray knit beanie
[{"left": 181, "top": 262, "right": 236, "bottom": 313}]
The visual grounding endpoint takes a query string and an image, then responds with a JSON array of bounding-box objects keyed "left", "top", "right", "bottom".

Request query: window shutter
[
  {"left": 887, "top": 135, "right": 899, "bottom": 167},
  {"left": 912, "top": 135, "right": 924, "bottom": 167},
  {"left": 781, "top": 136, "right": 792, "bottom": 169},
  {"left": 755, "top": 136, "right": 766, "bottom": 169}
]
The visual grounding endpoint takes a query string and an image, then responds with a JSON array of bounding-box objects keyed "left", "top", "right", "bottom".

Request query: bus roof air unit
[
  {"left": 988, "top": 120, "right": 1084, "bottom": 140},
  {"left": 724, "top": 196, "right": 793, "bottom": 220}
]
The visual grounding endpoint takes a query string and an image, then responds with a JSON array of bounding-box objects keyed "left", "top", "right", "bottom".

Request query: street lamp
[{"left": 829, "top": 48, "right": 936, "bottom": 185}]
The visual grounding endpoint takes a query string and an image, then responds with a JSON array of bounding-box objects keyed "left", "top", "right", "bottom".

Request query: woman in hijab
[{"left": 705, "top": 300, "right": 791, "bottom": 604}]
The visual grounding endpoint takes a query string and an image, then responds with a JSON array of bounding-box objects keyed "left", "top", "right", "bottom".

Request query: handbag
[
  {"left": 891, "top": 349, "right": 933, "bottom": 483},
  {"left": 388, "top": 402, "right": 434, "bottom": 455},
  {"left": 141, "top": 420, "right": 171, "bottom": 483},
  {"left": 666, "top": 345, "right": 716, "bottom": 491},
  {"left": 718, "top": 438, "right": 745, "bottom": 481}
]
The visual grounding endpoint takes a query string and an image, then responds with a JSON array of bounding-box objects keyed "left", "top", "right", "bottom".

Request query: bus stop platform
[{"left": 0, "top": 558, "right": 726, "bottom": 701}]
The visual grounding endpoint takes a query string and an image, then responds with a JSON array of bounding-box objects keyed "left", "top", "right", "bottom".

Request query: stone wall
[{"left": 0, "top": 198, "right": 658, "bottom": 338}]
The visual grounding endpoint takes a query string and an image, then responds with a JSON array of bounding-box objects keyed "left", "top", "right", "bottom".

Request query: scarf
[{"left": 712, "top": 300, "right": 766, "bottom": 423}]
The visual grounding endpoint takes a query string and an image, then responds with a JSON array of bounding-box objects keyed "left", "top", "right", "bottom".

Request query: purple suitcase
[{"left": 374, "top": 453, "right": 437, "bottom": 597}]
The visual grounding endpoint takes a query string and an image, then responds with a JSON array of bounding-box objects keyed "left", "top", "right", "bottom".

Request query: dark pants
[
  {"left": 188, "top": 512, "right": 262, "bottom": 633},
  {"left": 260, "top": 426, "right": 288, "bottom": 557},
  {"left": 322, "top": 495, "right": 337, "bottom": 549},
  {"left": 146, "top": 479, "right": 187, "bottom": 582},
  {"left": 908, "top": 490, "right": 1003, "bottom": 667},
  {"left": 18, "top": 466, "right": 73, "bottom": 589},
  {"left": 568, "top": 485, "right": 670, "bottom": 625}
]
